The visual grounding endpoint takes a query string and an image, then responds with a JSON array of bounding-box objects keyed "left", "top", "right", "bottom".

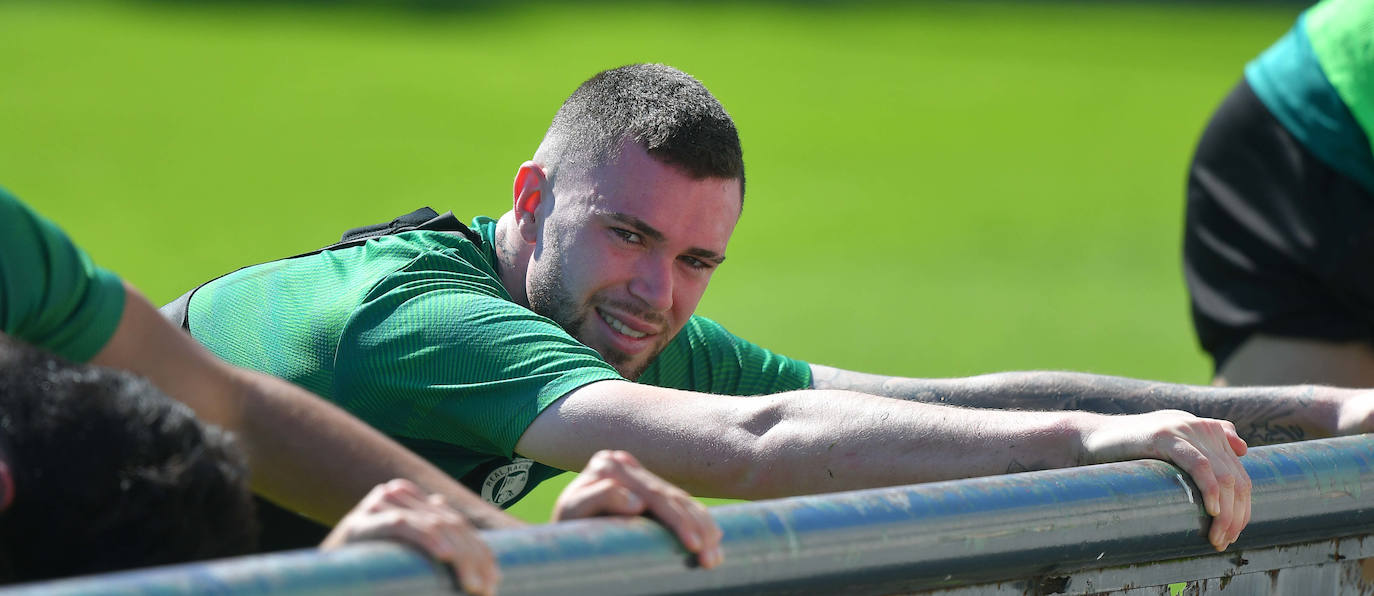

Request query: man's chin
[
  {"left": 604, "top": 353, "right": 650, "bottom": 381},
  {"left": 593, "top": 344, "right": 652, "bottom": 380}
]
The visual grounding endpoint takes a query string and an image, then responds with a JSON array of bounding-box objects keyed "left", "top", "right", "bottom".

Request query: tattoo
[
  {"left": 1245, "top": 422, "right": 1306, "bottom": 444},
  {"left": 1005, "top": 460, "right": 1030, "bottom": 474},
  {"left": 811, "top": 365, "right": 1344, "bottom": 446}
]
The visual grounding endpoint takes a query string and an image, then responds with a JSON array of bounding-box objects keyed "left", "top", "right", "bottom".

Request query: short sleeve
[
  {"left": 639, "top": 315, "right": 812, "bottom": 395},
  {"left": 333, "top": 258, "right": 622, "bottom": 457},
  {"left": 0, "top": 188, "right": 125, "bottom": 362}
]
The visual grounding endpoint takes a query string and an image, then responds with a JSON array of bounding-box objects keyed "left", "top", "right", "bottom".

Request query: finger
[
  {"left": 444, "top": 525, "right": 499, "bottom": 596},
  {"left": 412, "top": 495, "right": 499, "bottom": 582},
  {"left": 1212, "top": 423, "right": 1251, "bottom": 548},
  {"left": 381, "top": 510, "right": 498, "bottom": 596},
  {"left": 581, "top": 452, "right": 710, "bottom": 554},
  {"left": 375, "top": 479, "right": 432, "bottom": 511},
  {"left": 608, "top": 449, "right": 642, "bottom": 468},
  {"left": 644, "top": 490, "right": 701, "bottom": 549},
  {"left": 1168, "top": 441, "right": 1219, "bottom": 517},
  {"left": 1210, "top": 466, "right": 1236, "bottom": 551},
  {"left": 684, "top": 497, "right": 723, "bottom": 568},
  {"left": 360, "top": 480, "right": 418, "bottom": 513},
  {"left": 613, "top": 457, "right": 709, "bottom": 555},
  {"left": 554, "top": 478, "right": 646, "bottom": 521},
  {"left": 385, "top": 485, "right": 468, "bottom": 525},
  {"left": 355, "top": 486, "right": 500, "bottom": 596},
  {"left": 1228, "top": 466, "right": 1253, "bottom": 547},
  {"left": 1231, "top": 433, "right": 1253, "bottom": 455},
  {"left": 572, "top": 450, "right": 718, "bottom": 560},
  {"left": 1164, "top": 439, "right": 1232, "bottom": 551},
  {"left": 579, "top": 450, "right": 622, "bottom": 478},
  {"left": 1225, "top": 428, "right": 1249, "bottom": 457}
]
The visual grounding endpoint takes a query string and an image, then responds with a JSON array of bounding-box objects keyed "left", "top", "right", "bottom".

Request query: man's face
[{"left": 526, "top": 144, "right": 741, "bottom": 379}]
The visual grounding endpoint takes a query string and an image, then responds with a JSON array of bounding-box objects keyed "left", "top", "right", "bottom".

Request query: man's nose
[{"left": 628, "top": 256, "right": 674, "bottom": 312}]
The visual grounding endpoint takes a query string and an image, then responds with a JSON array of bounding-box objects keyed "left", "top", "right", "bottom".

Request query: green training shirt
[
  {"left": 1245, "top": 0, "right": 1374, "bottom": 194},
  {"left": 187, "top": 214, "right": 811, "bottom": 507},
  {"left": 0, "top": 187, "right": 126, "bottom": 362}
]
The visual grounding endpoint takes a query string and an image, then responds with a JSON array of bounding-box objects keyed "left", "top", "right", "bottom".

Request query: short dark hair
[
  {"left": 0, "top": 336, "right": 258, "bottom": 583},
  {"left": 536, "top": 63, "right": 746, "bottom": 201}
]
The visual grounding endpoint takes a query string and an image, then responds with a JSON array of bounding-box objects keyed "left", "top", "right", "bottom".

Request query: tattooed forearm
[
  {"left": 1245, "top": 422, "right": 1306, "bottom": 444},
  {"left": 810, "top": 365, "right": 1347, "bottom": 446}
]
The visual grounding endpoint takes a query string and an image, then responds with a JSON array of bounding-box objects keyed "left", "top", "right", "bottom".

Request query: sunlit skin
[{"left": 498, "top": 142, "right": 742, "bottom": 379}]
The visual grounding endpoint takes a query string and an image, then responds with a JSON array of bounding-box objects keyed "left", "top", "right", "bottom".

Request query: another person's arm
[
  {"left": 514, "top": 379, "right": 1250, "bottom": 552},
  {"left": 808, "top": 364, "right": 1374, "bottom": 445},
  {"left": 94, "top": 282, "right": 516, "bottom": 529}
]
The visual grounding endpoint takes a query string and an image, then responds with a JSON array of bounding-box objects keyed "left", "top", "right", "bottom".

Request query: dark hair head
[
  {"left": 536, "top": 63, "right": 746, "bottom": 202},
  {"left": 0, "top": 336, "right": 257, "bottom": 583}
]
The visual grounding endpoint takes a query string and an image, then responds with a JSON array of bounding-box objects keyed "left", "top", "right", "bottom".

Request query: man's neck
[{"left": 492, "top": 211, "right": 531, "bottom": 308}]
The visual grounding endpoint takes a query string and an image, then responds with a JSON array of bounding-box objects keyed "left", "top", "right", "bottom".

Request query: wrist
[
  {"left": 1309, "top": 385, "right": 1357, "bottom": 436},
  {"left": 1056, "top": 411, "right": 1105, "bottom": 467}
]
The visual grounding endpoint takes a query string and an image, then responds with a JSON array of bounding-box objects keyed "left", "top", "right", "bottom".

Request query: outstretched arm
[
  {"left": 515, "top": 379, "right": 1249, "bottom": 551},
  {"left": 810, "top": 364, "right": 1373, "bottom": 446}
]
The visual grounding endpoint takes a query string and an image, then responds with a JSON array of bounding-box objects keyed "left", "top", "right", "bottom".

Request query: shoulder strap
[{"left": 159, "top": 207, "right": 480, "bottom": 331}]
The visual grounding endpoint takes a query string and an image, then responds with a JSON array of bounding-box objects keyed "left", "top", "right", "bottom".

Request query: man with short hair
[
  {"left": 1, "top": 186, "right": 722, "bottom": 595},
  {"left": 179, "top": 63, "right": 1374, "bottom": 554}
]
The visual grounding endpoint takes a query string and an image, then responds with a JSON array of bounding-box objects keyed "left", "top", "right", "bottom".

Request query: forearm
[
  {"left": 732, "top": 390, "right": 1097, "bottom": 498},
  {"left": 811, "top": 365, "right": 1346, "bottom": 445},
  {"left": 522, "top": 380, "right": 1251, "bottom": 551},
  {"left": 520, "top": 381, "right": 1097, "bottom": 500},
  {"left": 227, "top": 367, "right": 521, "bottom": 528}
]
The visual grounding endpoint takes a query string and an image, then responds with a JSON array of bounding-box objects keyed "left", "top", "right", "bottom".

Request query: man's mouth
[{"left": 597, "top": 308, "right": 649, "bottom": 339}]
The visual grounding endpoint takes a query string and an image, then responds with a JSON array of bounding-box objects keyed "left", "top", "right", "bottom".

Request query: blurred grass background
[{"left": 0, "top": 0, "right": 1302, "bottom": 522}]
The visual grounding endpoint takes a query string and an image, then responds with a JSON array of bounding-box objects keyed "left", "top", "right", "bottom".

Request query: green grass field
[{"left": 0, "top": 0, "right": 1302, "bottom": 522}]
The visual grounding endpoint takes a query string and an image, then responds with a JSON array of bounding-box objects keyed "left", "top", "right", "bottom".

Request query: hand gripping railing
[{"left": 6, "top": 434, "right": 1374, "bottom": 595}]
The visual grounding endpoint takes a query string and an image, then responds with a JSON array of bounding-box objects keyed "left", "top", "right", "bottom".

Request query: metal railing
[{"left": 7, "top": 435, "right": 1374, "bottom": 595}]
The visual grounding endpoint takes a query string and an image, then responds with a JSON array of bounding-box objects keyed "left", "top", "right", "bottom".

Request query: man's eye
[
  {"left": 681, "top": 256, "right": 711, "bottom": 270},
  {"left": 612, "top": 228, "right": 642, "bottom": 244}
]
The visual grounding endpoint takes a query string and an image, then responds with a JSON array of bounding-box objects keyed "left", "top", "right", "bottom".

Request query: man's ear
[{"left": 513, "top": 161, "right": 549, "bottom": 243}]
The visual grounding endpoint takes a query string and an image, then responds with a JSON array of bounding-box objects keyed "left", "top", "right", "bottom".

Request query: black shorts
[{"left": 1183, "top": 78, "right": 1374, "bottom": 371}]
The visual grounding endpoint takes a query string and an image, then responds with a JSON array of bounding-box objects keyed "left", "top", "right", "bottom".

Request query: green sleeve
[
  {"left": 639, "top": 315, "right": 812, "bottom": 395},
  {"left": 333, "top": 275, "right": 623, "bottom": 458},
  {"left": 0, "top": 188, "right": 125, "bottom": 362}
]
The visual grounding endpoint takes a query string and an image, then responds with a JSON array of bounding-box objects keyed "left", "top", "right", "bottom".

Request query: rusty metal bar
[{"left": 5, "top": 435, "right": 1373, "bottom": 595}]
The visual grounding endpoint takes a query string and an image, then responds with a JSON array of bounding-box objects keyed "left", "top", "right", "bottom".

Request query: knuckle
[
  {"left": 611, "top": 450, "right": 640, "bottom": 466},
  {"left": 585, "top": 451, "right": 624, "bottom": 476},
  {"left": 379, "top": 510, "right": 409, "bottom": 530},
  {"left": 448, "top": 514, "right": 474, "bottom": 531},
  {"left": 1181, "top": 453, "right": 1214, "bottom": 472}
]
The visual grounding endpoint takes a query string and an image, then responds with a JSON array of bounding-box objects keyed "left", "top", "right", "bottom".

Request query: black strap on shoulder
[
  {"left": 159, "top": 207, "right": 480, "bottom": 331},
  {"left": 338, "top": 207, "right": 478, "bottom": 244}
]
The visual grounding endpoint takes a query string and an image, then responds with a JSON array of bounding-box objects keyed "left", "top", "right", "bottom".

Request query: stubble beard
[{"left": 527, "top": 265, "right": 664, "bottom": 381}]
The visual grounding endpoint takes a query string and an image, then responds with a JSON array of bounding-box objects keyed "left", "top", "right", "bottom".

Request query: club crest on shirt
[{"left": 482, "top": 458, "right": 533, "bottom": 506}]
